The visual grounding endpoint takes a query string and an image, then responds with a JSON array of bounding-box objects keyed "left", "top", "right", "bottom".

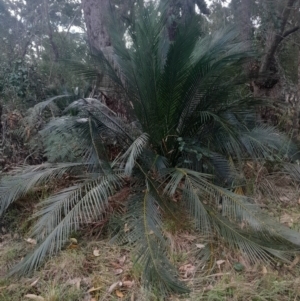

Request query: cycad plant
[{"left": 2, "top": 1, "right": 300, "bottom": 296}]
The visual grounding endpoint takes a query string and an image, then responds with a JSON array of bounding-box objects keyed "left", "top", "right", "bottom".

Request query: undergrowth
[{"left": 1, "top": 169, "right": 300, "bottom": 301}]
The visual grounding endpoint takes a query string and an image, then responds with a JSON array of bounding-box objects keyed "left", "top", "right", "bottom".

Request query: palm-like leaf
[{"left": 2, "top": 1, "right": 300, "bottom": 297}]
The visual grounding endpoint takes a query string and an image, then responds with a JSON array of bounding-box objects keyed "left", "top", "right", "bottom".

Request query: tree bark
[
  {"left": 258, "top": 0, "right": 299, "bottom": 81},
  {"left": 43, "top": 0, "right": 60, "bottom": 61},
  {"left": 81, "top": 0, "right": 111, "bottom": 52},
  {"left": 167, "top": 0, "right": 209, "bottom": 41}
]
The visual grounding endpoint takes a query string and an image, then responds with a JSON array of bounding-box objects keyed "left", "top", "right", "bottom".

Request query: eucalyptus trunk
[{"left": 81, "top": 0, "right": 111, "bottom": 53}]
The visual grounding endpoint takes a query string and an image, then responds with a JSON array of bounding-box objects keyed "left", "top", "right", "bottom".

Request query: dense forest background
[{"left": 2, "top": 1, "right": 300, "bottom": 300}]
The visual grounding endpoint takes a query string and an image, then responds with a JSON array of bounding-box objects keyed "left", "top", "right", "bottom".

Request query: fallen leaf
[
  {"left": 30, "top": 278, "right": 40, "bottom": 287},
  {"left": 123, "top": 280, "right": 134, "bottom": 288},
  {"left": 24, "top": 238, "right": 37, "bottom": 245},
  {"left": 124, "top": 223, "right": 130, "bottom": 233},
  {"left": 68, "top": 244, "right": 78, "bottom": 249},
  {"left": 196, "top": 243, "right": 205, "bottom": 249},
  {"left": 204, "top": 284, "right": 214, "bottom": 291},
  {"left": 181, "top": 234, "right": 197, "bottom": 241},
  {"left": 279, "top": 196, "right": 289, "bottom": 202},
  {"left": 114, "top": 268, "right": 123, "bottom": 275},
  {"left": 179, "top": 264, "right": 195, "bottom": 278},
  {"left": 116, "top": 290, "right": 124, "bottom": 298},
  {"left": 262, "top": 266, "right": 268, "bottom": 274},
  {"left": 70, "top": 238, "right": 78, "bottom": 244},
  {"left": 93, "top": 249, "right": 100, "bottom": 257},
  {"left": 87, "top": 286, "right": 102, "bottom": 293},
  {"left": 216, "top": 260, "right": 225, "bottom": 267},
  {"left": 288, "top": 256, "right": 300, "bottom": 270},
  {"left": 108, "top": 281, "right": 122, "bottom": 293},
  {"left": 280, "top": 213, "right": 293, "bottom": 227},
  {"left": 119, "top": 255, "right": 126, "bottom": 266},
  {"left": 24, "top": 294, "right": 45, "bottom": 300}
]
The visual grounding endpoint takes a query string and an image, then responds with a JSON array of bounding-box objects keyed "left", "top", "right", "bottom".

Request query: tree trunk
[
  {"left": 81, "top": 0, "right": 111, "bottom": 53},
  {"left": 257, "top": 0, "right": 299, "bottom": 87},
  {"left": 43, "top": 0, "right": 60, "bottom": 61},
  {"left": 237, "top": 0, "right": 253, "bottom": 49},
  {"left": 167, "top": 0, "right": 209, "bottom": 41},
  {"left": 81, "top": 0, "right": 131, "bottom": 117}
]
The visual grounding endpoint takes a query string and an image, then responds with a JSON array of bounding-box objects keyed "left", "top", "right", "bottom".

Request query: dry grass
[
  {"left": 2, "top": 168, "right": 300, "bottom": 300},
  {"left": 2, "top": 224, "right": 300, "bottom": 301}
]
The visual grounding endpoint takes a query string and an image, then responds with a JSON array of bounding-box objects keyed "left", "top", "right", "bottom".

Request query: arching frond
[
  {"left": 0, "top": 163, "right": 87, "bottom": 216},
  {"left": 112, "top": 187, "right": 188, "bottom": 295},
  {"left": 10, "top": 173, "right": 122, "bottom": 276},
  {"left": 115, "top": 133, "right": 149, "bottom": 175},
  {"left": 162, "top": 168, "right": 300, "bottom": 260}
]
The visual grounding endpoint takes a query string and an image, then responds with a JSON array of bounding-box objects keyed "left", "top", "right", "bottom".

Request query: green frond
[
  {"left": 0, "top": 163, "right": 86, "bottom": 217},
  {"left": 116, "top": 133, "right": 149, "bottom": 175},
  {"left": 10, "top": 173, "right": 122, "bottom": 276},
  {"left": 41, "top": 100, "right": 133, "bottom": 165},
  {"left": 238, "top": 125, "right": 298, "bottom": 160},
  {"left": 28, "top": 95, "right": 69, "bottom": 115},
  {"left": 211, "top": 211, "right": 298, "bottom": 264},
  {"left": 112, "top": 187, "right": 188, "bottom": 295},
  {"left": 62, "top": 59, "right": 100, "bottom": 80},
  {"left": 162, "top": 168, "right": 300, "bottom": 259}
]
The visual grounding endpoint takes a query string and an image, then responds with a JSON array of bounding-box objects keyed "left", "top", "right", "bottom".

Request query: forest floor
[{"left": 1, "top": 170, "right": 300, "bottom": 300}]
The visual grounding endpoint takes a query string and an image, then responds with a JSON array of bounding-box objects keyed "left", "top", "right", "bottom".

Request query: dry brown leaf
[
  {"left": 24, "top": 238, "right": 37, "bottom": 245},
  {"left": 123, "top": 280, "right": 134, "bottom": 288},
  {"left": 124, "top": 223, "right": 130, "bottom": 233},
  {"left": 24, "top": 294, "right": 45, "bottom": 300},
  {"left": 30, "top": 278, "right": 40, "bottom": 287},
  {"left": 116, "top": 290, "right": 124, "bottom": 298},
  {"left": 179, "top": 264, "right": 195, "bottom": 278},
  {"left": 108, "top": 281, "right": 122, "bottom": 293},
  {"left": 288, "top": 256, "right": 300, "bottom": 270},
  {"left": 195, "top": 243, "right": 205, "bottom": 249},
  {"left": 262, "top": 266, "right": 268, "bottom": 274},
  {"left": 119, "top": 255, "right": 126, "bottom": 266},
  {"left": 68, "top": 244, "right": 78, "bottom": 249},
  {"left": 93, "top": 249, "right": 100, "bottom": 257},
  {"left": 66, "top": 278, "right": 81, "bottom": 289},
  {"left": 216, "top": 260, "right": 225, "bottom": 267},
  {"left": 204, "top": 284, "right": 214, "bottom": 291},
  {"left": 87, "top": 286, "right": 102, "bottom": 293},
  {"left": 181, "top": 234, "right": 197, "bottom": 241},
  {"left": 280, "top": 213, "right": 293, "bottom": 228},
  {"left": 114, "top": 268, "right": 123, "bottom": 275},
  {"left": 70, "top": 238, "right": 78, "bottom": 244},
  {"left": 111, "top": 262, "right": 122, "bottom": 268}
]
